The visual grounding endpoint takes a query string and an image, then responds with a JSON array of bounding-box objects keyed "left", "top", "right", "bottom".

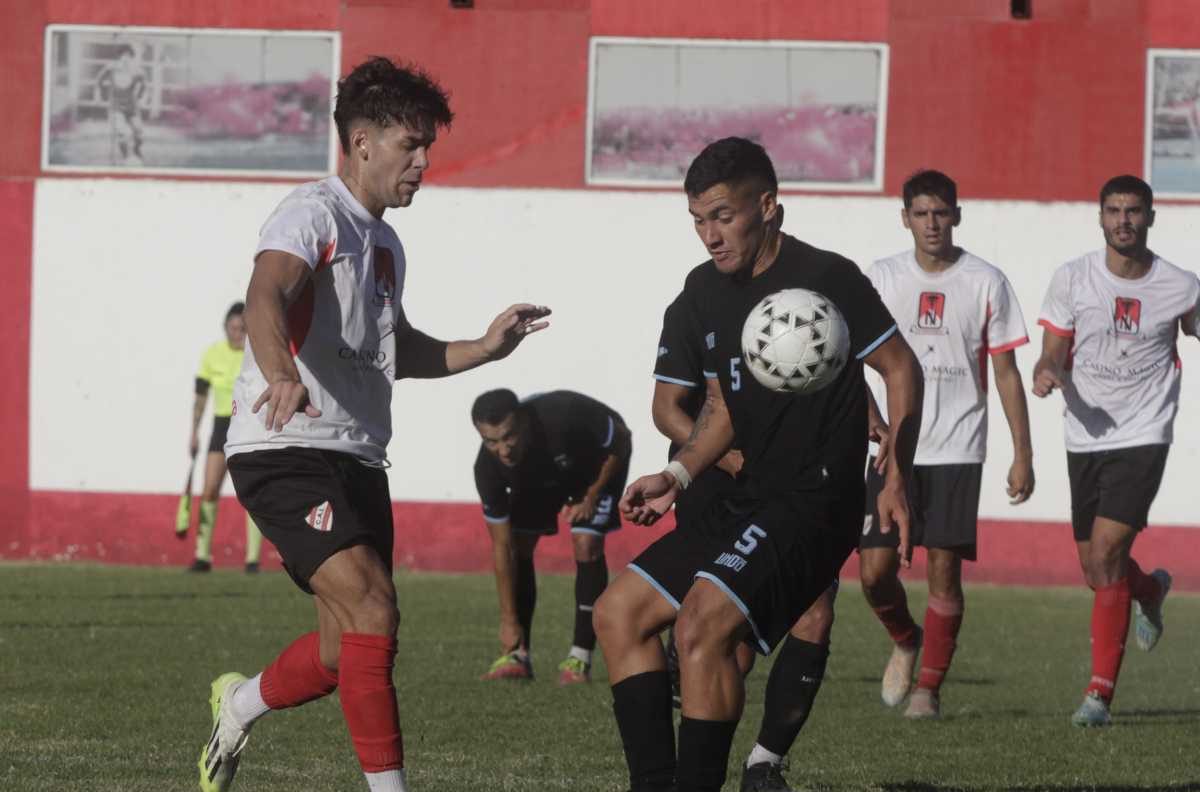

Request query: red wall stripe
[
  {"left": 0, "top": 181, "right": 33, "bottom": 549},
  {"left": 8, "top": 491, "right": 1200, "bottom": 592}
]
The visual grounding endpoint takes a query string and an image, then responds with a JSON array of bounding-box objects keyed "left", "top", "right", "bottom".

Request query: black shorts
[
  {"left": 629, "top": 490, "right": 858, "bottom": 655},
  {"left": 673, "top": 466, "right": 739, "bottom": 531},
  {"left": 1067, "top": 444, "right": 1169, "bottom": 541},
  {"left": 208, "top": 416, "right": 231, "bottom": 454},
  {"left": 861, "top": 460, "right": 983, "bottom": 561},
  {"left": 510, "top": 457, "right": 630, "bottom": 536},
  {"left": 228, "top": 448, "right": 394, "bottom": 593}
]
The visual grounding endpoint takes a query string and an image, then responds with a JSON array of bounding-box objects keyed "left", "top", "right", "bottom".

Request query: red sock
[
  {"left": 871, "top": 598, "right": 919, "bottom": 647},
  {"left": 261, "top": 632, "right": 338, "bottom": 710},
  {"left": 916, "top": 595, "right": 963, "bottom": 692},
  {"left": 1126, "top": 559, "right": 1162, "bottom": 605},
  {"left": 1085, "top": 579, "right": 1131, "bottom": 703},
  {"left": 339, "top": 633, "right": 404, "bottom": 773}
]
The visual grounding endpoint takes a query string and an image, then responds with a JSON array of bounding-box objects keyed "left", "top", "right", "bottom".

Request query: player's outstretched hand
[
  {"left": 876, "top": 478, "right": 912, "bottom": 568},
  {"left": 481, "top": 304, "right": 552, "bottom": 361},
  {"left": 253, "top": 379, "right": 322, "bottom": 432},
  {"left": 619, "top": 472, "right": 679, "bottom": 526},
  {"left": 1031, "top": 359, "right": 1064, "bottom": 398},
  {"left": 1007, "top": 457, "right": 1035, "bottom": 505}
]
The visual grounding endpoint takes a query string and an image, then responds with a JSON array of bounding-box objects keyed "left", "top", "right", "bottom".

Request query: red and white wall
[{"left": 4, "top": 0, "right": 1200, "bottom": 589}]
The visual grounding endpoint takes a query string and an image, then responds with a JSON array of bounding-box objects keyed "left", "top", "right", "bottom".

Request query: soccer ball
[{"left": 740, "top": 288, "right": 849, "bottom": 394}]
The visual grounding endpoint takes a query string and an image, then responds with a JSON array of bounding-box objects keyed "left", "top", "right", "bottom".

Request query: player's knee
[
  {"left": 675, "top": 599, "right": 731, "bottom": 664},
  {"left": 792, "top": 602, "right": 834, "bottom": 643},
  {"left": 572, "top": 534, "right": 604, "bottom": 563},
  {"left": 591, "top": 588, "right": 627, "bottom": 647}
]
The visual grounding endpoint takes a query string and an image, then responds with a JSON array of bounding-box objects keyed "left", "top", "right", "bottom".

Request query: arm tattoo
[{"left": 681, "top": 396, "right": 714, "bottom": 455}]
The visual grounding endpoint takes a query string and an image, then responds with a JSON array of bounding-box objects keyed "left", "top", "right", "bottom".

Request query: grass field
[{"left": 2, "top": 564, "right": 1198, "bottom": 792}]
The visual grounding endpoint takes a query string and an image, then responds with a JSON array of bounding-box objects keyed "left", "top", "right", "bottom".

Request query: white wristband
[{"left": 664, "top": 460, "right": 692, "bottom": 491}]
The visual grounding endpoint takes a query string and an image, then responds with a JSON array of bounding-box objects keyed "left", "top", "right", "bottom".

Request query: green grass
[{"left": 1, "top": 565, "right": 1198, "bottom": 791}]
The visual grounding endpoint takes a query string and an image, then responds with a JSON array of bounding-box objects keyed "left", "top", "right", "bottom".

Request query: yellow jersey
[{"left": 197, "top": 341, "right": 244, "bottom": 418}]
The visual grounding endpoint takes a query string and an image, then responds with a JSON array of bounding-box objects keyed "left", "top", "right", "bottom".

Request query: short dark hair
[
  {"left": 684, "top": 137, "right": 778, "bottom": 197},
  {"left": 471, "top": 389, "right": 519, "bottom": 426},
  {"left": 334, "top": 57, "right": 454, "bottom": 154},
  {"left": 1100, "top": 175, "right": 1153, "bottom": 210},
  {"left": 903, "top": 169, "right": 957, "bottom": 208},
  {"left": 225, "top": 302, "right": 245, "bottom": 323}
]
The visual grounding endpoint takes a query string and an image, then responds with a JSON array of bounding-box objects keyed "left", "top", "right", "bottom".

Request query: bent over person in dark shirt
[{"left": 472, "top": 389, "right": 632, "bottom": 685}]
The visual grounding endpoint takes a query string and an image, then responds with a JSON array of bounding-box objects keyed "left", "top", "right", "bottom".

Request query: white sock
[
  {"left": 746, "top": 743, "right": 783, "bottom": 768},
  {"left": 228, "top": 673, "right": 270, "bottom": 729},
  {"left": 568, "top": 646, "right": 592, "bottom": 665},
  {"left": 364, "top": 768, "right": 407, "bottom": 792}
]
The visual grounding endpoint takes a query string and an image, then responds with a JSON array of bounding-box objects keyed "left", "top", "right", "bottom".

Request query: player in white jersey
[
  {"left": 1033, "top": 175, "right": 1198, "bottom": 727},
  {"left": 859, "top": 170, "right": 1034, "bottom": 720},
  {"left": 196, "top": 58, "right": 550, "bottom": 792}
]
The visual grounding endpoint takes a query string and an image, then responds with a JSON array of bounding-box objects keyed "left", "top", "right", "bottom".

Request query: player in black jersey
[
  {"left": 594, "top": 138, "right": 923, "bottom": 792},
  {"left": 653, "top": 287, "right": 839, "bottom": 792},
  {"left": 472, "top": 389, "right": 631, "bottom": 685}
]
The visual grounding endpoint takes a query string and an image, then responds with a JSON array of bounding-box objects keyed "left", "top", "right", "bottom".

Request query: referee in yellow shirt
[{"left": 182, "top": 302, "right": 263, "bottom": 572}]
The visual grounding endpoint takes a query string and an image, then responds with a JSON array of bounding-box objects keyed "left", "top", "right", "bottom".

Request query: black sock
[
  {"left": 677, "top": 717, "right": 737, "bottom": 792},
  {"left": 755, "top": 636, "right": 829, "bottom": 757},
  {"left": 612, "top": 671, "right": 676, "bottom": 791},
  {"left": 516, "top": 555, "right": 536, "bottom": 650},
  {"left": 573, "top": 557, "right": 608, "bottom": 651}
]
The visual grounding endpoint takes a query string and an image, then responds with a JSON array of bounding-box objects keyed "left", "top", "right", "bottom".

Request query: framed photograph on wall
[
  {"left": 42, "top": 25, "right": 339, "bottom": 177},
  {"left": 1145, "top": 49, "right": 1200, "bottom": 198},
  {"left": 586, "top": 37, "right": 889, "bottom": 191}
]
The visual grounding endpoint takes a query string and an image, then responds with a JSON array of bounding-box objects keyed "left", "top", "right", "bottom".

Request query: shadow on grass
[
  {"left": 844, "top": 676, "right": 996, "bottom": 687},
  {"left": 880, "top": 783, "right": 1200, "bottom": 791}
]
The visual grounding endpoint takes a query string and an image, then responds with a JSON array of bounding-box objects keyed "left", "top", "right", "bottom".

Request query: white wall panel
[{"left": 30, "top": 178, "right": 1200, "bottom": 526}]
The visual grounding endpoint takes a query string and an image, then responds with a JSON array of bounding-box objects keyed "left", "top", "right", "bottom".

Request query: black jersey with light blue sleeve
[
  {"left": 685, "top": 234, "right": 897, "bottom": 500},
  {"left": 654, "top": 291, "right": 707, "bottom": 458}
]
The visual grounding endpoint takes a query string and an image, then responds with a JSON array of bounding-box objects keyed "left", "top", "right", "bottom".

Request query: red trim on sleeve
[
  {"left": 286, "top": 240, "right": 335, "bottom": 356},
  {"left": 988, "top": 336, "right": 1030, "bottom": 355},
  {"left": 1037, "top": 319, "right": 1073, "bottom": 338}
]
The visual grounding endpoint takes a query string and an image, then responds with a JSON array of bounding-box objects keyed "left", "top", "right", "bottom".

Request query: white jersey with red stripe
[
  {"left": 1038, "top": 250, "right": 1200, "bottom": 453},
  {"left": 867, "top": 248, "right": 1028, "bottom": 464},
  {"left": 226, "top": 176, "right": 405, "bottom": 463}
]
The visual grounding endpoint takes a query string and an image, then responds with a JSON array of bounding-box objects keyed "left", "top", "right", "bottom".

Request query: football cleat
[
  {"left": 881, "top": 626, "right": 922, "bottom": 707},
  {"left": 187, "top": 559, "right": 213, "bottom": 573},
  {"left": 1071, "top": 691, "right": 1111, "bottom": 728},
  {"left": 198, "top": 672, "right": 251, "bottom": 792},
  {"left": 1133, "top": 569, "right": 1171, "bottom": 652},
  {"left": 481, "top": 652, "right": 533, "bottom": 681},
  {"left": 740, "top": 760, "right": 792, "bottom": 791},
  {"left": 557, "top": 656, "right": 591, "bottom": 685},
  {"left": 903, "top": 687, "right": 941, "bottom": 720}
]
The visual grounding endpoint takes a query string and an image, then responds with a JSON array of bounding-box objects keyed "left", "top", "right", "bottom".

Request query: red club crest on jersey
[
  {"left": 305, "top": 501, "right": 334, "bottom": 532},
  {"left": 917, "top": 292, "right": 946, "bottom": 330},
  {"left": 1114, "top": 297, "right": 1141, "bottom": 337},
  {"left": 374, "top": 247, "right": 396, "bottom": 307}
]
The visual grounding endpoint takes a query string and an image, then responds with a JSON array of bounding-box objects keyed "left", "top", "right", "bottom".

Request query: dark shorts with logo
[
  {"left": 208, "top": 416, "right": 231, "bottom": 454},
  {"left": 630, "top": 489, "right": 858, "bottom": 655},
  {"left": 1067, "top": 444, "right": 1169, "bottom": 541},
  {"left": 508, "top": 456, "right": 630, "bottom": 536},
  {"left": 228, "top": 448, "right": 393, "bottom": 593},
  {"left": 860, "top": 459, "right": 984, "bottom": 561}
]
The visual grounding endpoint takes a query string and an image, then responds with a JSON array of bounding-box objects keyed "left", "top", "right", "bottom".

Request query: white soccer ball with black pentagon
[{"left": 740, "top": 288, "right": 849, "bottom": 394}]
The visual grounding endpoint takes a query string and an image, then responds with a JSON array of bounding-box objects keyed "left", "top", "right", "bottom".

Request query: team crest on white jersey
[
  {"left": 1113, "top": 297, "right": 1142, "bottom": 338},
  {"left": 912, "top": 291, "right": 949, "bottom": 335},
  {"left": 305, "top": 501, "right": 334, "bottom": 532}
]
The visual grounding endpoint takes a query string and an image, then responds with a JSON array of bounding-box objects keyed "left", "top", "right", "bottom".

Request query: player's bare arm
[
  {"left": 1032, "top": 330, "right": 1071, "bottom": 397},
  {"left": 992, "top": 349, "right": 1035, "bottom": 504},
  {"left": 621, "top": 376, "right": 734, "bottom": 525},
  {"left": 484, "top": 516, "right": 524, "bottom": 651},
  {"left": 651, "top": 380, "right": 743, "bottom": 476},
  {"left": 245, "top": 249, "right": 321, "bottom": 431},
  {"left": 865, "top": 385, "right": 889, "bottom": 474},
  {"left": 562, "top": 422, "right": 631, "bottom": 524},
  {"left": 393, "top": 303, "right": 551, "bottom": 379},
  {"left": 864, "top": 333, "right": 923, "bottom": 566}
]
